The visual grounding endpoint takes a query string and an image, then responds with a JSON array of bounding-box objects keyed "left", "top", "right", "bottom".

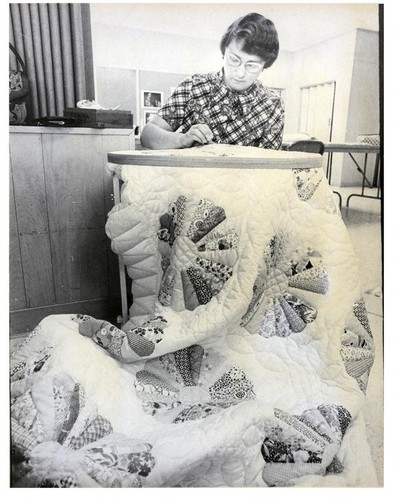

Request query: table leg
[
  {"left": 348, "top": 152, "right": 373, "bottom": 188},
  {"left": 361, "top": 153, "right": 368, "bottom": 196},
  {"left": 327, "top": 151, "right": 333, "bottom": 184},
  {"left": 113, "top": 174, "right": 129, "bottom": 326},
  {"left": 325, "top": 151, "right": 342, "bottom": 209},
  {"left": 334, "top": 190, "right": 342, "bottom": 209},
  {"left": 346, "top": 153, "right": 381, "bottom": 207},
  {"left": 373, "top": 154, "right": 380, "bottom": 187}
]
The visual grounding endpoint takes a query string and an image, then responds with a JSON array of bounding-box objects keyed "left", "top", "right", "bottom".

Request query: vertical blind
[
  {"left": 299, "top": 82, "right": 336, "bottom": 142},
  {"left": 9, "top": 3, "right": 95, "bottom": 121}
]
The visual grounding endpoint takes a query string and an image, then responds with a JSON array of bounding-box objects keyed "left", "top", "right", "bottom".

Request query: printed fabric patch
[
  {"left": 157, "top": 196, "right": 239, "bottom": 311},
  {"left": 40, "top": 476, "right": 78, "bottom": 488},
  {"left": 261, "top": 404, "right": 352, "bottom": 486},
  {"left": 242, "top": 233, "right": 327, "bottom": 338},
  {"left": 10, "top": 345, "right": 53, "bottom": 383},
  {"left": 84, "top": 442, "right": 156, "bottom": 487},
  {"left": 72, "top": 314, "right": 168, "bottom": 359},
  {"left": 293, "top": 168, "right": 323, "bottom": 202},
  {"left": 11, "top": 390, "right": 46, "bottom": 455},
  {"left": 340, "top": 297, "right": 375, "bottom": 393},
  {"left": 134, "top": 345, "right": 256, "bottom": 422},
  {"left": 11, "top": 371, "right": 157, "bottom": 487}
]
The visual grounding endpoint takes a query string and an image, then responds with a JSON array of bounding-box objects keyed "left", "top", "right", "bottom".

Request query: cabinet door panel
[
  {"left": 43, "top": 134, "right": 106, "bottom": 230},
  {"left": 10, "top": 134, "right": 55, "bottom": 307},
  {"left": 19, "top": 234, "right": 55, "bottom": 307},
  {"left": 10, "top": 128, "right": 134, "bottom": 334},
  {"left": 50, "top": 227, "right": 109, "bottom": 303},
  {"left": 43, "top": 134, "right": 109, "bottom": 302},
  {"left": 9, "top": 168, "right": 27, "bottom": 310}
]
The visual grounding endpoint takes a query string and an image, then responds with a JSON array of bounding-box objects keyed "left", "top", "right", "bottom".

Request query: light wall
[
  {"left": 286, "top": 28, "right": 379, "bottom": 186},
  {"left": 259, "top": 51, "right": 295, "bottom": 134},
  {"left": 289, "top": 30, "right": 358, "bottom": 185},
  {"left": 92, "top": 23, "right": 221, "bottom": 75},
  {"left": 342, "top": 29, "right": 380, "bottom": 186}
]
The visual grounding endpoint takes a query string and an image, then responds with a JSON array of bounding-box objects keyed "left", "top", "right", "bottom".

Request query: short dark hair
[{"left": 220, "top": 12, "right": 279, "bottom": 69}]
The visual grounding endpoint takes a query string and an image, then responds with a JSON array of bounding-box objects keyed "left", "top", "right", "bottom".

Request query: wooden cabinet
[{"left": 9, "top": 126, "right": 134, "bottom": 337}]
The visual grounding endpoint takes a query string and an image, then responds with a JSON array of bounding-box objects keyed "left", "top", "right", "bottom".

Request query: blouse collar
[{"left": 211, "top": 69, "right": 261, "bottom": 112}]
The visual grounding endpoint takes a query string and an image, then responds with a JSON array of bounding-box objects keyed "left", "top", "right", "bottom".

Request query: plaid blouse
[{"left": 158, "top": 70, "right": 285, "bottom": 149}]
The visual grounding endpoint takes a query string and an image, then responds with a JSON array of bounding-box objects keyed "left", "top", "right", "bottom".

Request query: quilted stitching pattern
[{"left": 10, "top": 146, "right": 377, "bottom": 487}]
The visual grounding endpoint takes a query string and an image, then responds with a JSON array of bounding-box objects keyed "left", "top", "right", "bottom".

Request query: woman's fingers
[
  {"left": 197, "top": 124, "right": 214, "bottom": 143},
  {"left": 182, "top": 123, "right": 214, "bottom": 148},
  {"left": 191, "top": 129, "right": 207, "bottom": 144},
  {"left": 190, "top": 124, "right": 213, "bottom": 144}
]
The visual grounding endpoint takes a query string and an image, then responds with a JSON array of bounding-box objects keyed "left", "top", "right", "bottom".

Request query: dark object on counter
[
  {"left": 32, "top": 116, "right": 78, "bottom": 127},
  {"left": 64, "top": 107, "right": 133, "bottom": 129}
]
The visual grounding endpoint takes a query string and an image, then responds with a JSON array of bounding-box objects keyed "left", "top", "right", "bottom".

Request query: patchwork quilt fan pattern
[{"left": 10, "top": 145, "right": 377, "bottom": 487}]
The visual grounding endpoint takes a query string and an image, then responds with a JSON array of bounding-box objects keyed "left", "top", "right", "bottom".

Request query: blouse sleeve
[
  {"left": 259, "top": 96, "right": 285, "bottom": 150},
  {"left": 157, "top": 77, "right": 193, "bottom": 131}
]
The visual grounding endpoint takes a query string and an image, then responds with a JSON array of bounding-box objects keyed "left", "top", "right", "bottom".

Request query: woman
[{"left": 140, "top": 12, "right": 284, "bottom": 150}]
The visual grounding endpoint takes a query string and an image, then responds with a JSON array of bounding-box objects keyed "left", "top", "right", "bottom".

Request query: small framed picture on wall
[
  {"left": 142, "top": 91, "right": 163, "bottom": 108},
  {"left": 143, "top": 109, "right": 158, "bottom": 128},
  {"left": 144, "top": 109, "right": 158, "bottom": 123}
]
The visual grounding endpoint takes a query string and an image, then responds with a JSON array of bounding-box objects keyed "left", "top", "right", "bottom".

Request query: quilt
[{"left": 10, "top": 145, "right": 377, "bottom": 487}]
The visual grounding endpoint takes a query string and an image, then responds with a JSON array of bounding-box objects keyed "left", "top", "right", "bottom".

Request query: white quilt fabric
[{"left": 10, "top": 146, "right": 377, "bottom": 487}]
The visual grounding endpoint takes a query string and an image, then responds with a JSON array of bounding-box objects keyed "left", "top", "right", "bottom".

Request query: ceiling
[{"left": 91, "top": 2, "right": 380, "bottom": 52}]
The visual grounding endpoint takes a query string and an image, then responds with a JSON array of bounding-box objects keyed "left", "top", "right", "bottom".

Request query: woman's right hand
[
  {"left": 181, "top": 123, "right": 214, "bottom": 148},
  {"left": 141, "top": 115, "right": 214, "bottom": 150}
]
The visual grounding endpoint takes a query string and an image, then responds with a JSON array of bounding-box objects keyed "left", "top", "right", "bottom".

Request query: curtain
[{"left": 9, "top": 3, "right": 95, "bottom": 122}]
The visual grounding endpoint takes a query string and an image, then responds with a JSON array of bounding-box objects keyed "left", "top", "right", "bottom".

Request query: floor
[
  {"left": 334, "top": 185, "right": 383, "bottom": 486},
  {"left": 9, "top": 184, "right": 384, "bottom": 486}
]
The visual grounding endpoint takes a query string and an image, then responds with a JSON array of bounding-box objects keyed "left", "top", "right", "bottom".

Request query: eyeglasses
[{"left": 225, "top": 50, "right": 265, "bottom": 74}]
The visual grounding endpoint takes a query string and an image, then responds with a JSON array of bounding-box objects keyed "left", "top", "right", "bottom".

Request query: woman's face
[{"left": 223, "top": 38, "right": 265, "bottom": 92}]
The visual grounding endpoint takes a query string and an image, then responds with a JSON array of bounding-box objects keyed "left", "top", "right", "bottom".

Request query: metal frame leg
[
  {"left": 113, "top": 174, "right": 129, "bottom": 326},
  {"left": 347, "top": 153, "right": 381, "bottom": 207},
  {"left": 326, "top": 151, "right": 342, "bottom": 209},
  {"left": 348, "top": 152, "right": 373, "bottom": 188}
]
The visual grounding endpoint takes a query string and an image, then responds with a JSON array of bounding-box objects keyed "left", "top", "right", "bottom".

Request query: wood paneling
[
  {"left": 18, "top": 234, "right": 55, "bottom": 308},
  {"left": 9, "top": 127, "right": 134, "bottom": 336},
  {"left": 10, "top": 133, "right": 55, "bottom": 307},
  {"left": 9, "top": 169, "right": 26, "bottom": 311},
  {"left": 50, "top": 227, "right": 109, "bottom": 303},
  {"left": 43, "top": 134, "right": 106, "bottom": 230}
]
